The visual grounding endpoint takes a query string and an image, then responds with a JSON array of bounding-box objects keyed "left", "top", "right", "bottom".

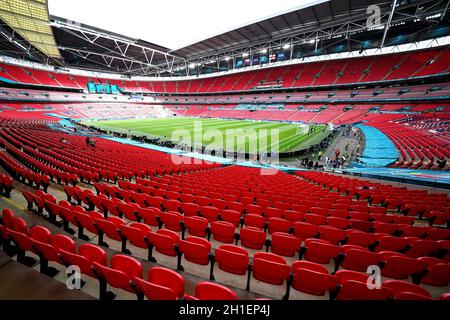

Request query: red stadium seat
[
  {"left": 93, "top": 254, "right": 143, "bottom": 299},
  {"left": 60, "top": 243, "right": 107, "bottom": 278},
  {"left": 220, "top": 209, "right": 241, "bottom": 227},
  {"left": 340, "top": 248, "right": 383, "bottom": 272},
  {"left": 336, "top": 280, "right": 392, "bottom": 300},
  {"left": 200, "top": 206, "right": 220, "bottom": 222},
  {"left": 118, "top": 223, "right": 151, "bottom": 255},
  {"left": 195, "top": 282, "right": 238, "bottom": 300},
  {"left": 147, "top": 229, "right": 180, "bottom": 262},
  {"left": 288, "top": 260, "right": 338, "bottom": 298},
  {"left": 380, "top": 252, "right": 427, "bottom": 279},
  {"left": 303, "top": 238, "right": 341, "bottom": 265},
  {"left": 180, "top": 203, "right": 200, "bottom": 217},
  {"left": 159, "top": 211, "right": 183, "bottom": 232},
  {"left": 214, "top": 244, "right": 249, "bottom": 277},
  {"left": 244, "top": 214, "right": 266, "bottom": 229},
  {"left": 267, "top": 217, "right": 292, "bottom": 234},
  {"left": 417, "top": 257, "right": 450, "bottom": 286},
  {"left": 249, "top": 252, "right": 291, "bottom": 291},
  {"left": 270, "top": 232, "right": 301, "bottom": 257},
  {"left": 178, "top": 236, "right": 212, "bottom": 270},
  {"left": 293, "top": 222, "right": 319, "bottom": 240},
  {"left": 382, "top": 280, "right": 431, "bottom": 299},
  {"left": 210, "top": 221, "right": 236, "bottom": 244},
  {"left": 182, "top": 216, "right": 208, "bottom": 238},
  {"left": 239, "top": 226, "right": 267, "bottom": 250}
]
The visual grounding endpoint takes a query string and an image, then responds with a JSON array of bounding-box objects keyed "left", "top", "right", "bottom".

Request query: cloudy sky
[{"left": 48, "top": 0, "right": 323, "bottom": 49}]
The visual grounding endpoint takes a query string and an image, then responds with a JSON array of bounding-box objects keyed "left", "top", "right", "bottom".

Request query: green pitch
[{"left": 83, "top": 117, "right": 330, "bottom": 153}]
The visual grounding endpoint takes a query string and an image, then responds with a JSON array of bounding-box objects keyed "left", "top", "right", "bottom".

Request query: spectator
[{"left": 85, "top": 136, "right": 90, "bottom": 146}]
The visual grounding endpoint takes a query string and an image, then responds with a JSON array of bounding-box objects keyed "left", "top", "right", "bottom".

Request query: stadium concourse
[{"left": 0, "top": 0, "right": 449, "bottom": 304}]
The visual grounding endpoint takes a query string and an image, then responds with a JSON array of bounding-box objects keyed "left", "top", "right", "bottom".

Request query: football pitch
[{"left": 83, "top": 117, "right": 330, "bottom": 153}]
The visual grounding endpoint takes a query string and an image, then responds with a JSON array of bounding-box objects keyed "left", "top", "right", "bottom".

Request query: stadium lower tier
[
  {"left": 1, "top": 153, "right": 449, "bottom": 300},
  {"left": 0, "top": 102, "right": 448, "bottom": 170},
  {"left": 0, "top": 117, "right": 449, "bottom": 300}
]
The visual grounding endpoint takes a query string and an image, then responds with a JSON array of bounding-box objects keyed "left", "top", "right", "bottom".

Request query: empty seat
[
  {"left": 336, "top": 280, "right": 392, "bottom": 300},
  {"left": 380, "top": 253, "right": 427, "bottom": 279},
  {"left": 220, "top": 209, "right": 241, "bottom": 227},
  {"left": 136, "top": 207, "right": 161, "bottom": 227},
  {"left": 118, "top": 223, "right": 152, "bottom": 254},
  {"left": 326, "top": 217, "right": 350, "bottom": 229},
  {"left": 250, "top": 252, "right": 291, "bottom": 291},
  {"left": 132, "top": 266, "right": 187, "bottom": 300},
  {"left": 93, "top": 254, "right": 143, "bottom": 299},
  {"left": 159, "top": 211, "right": 183, "bottom": 232},
  {"left": 178, "top": 236, "right": 212, "bottom": 269},
  {"left": 148, "top": 229, "right": 180, "bottom": 262},
  {"left": 283, "top": 210, "right": 304, "bottom": 222},
  {"left": 346, "top": 230, "right": 376, "bottom": 248},
  {"left": 304, "top": 214, "right": 326, "bottom": 226},
  {"left": 289, "top": 260, "right": 338, "bottom": 298},
  {"left": 374, "top": 235, "right": 410, "bottom": 253},
  {"left": 404, "top": 239, "right": 441, "bottom": 258},
  {"left": 210, "top": 221, "right": 235, "bottom": 244},
  {"left": 244, "top": 214, "right": 266, "bottom": 229},
  {"left": 340, "top": 248, "right": 383, "bottom": 272},
  {"left": 303, "top": 238, "right": 341, "bottom": 265},
  {"left": 382, "top": 280, "right": 431, "bottom": 299},
  {"left": 214, "top": 244, "right": 249, "bottom": 277},
  {"left": 200, "top": 206, "right": 220, "bottom": 222},
  {"left": 293, "top": 222, "right": 319, "bottom": 240},
  {"left": 267, "top": 217, "right": 292, "bottom": 234},
  {"left": 319, "top": 226, "right": 347, "bottom": 245},
  {"left": 180, "top": 203, "right": 200, "bottom": 217},
  {"left": 182, "top": 216, "right": 208, "bottom": 238},
  {"left": 270, "top": 232, "right": 301, "bottom": 257},
  {"left": 239, "top": 226, "right": 266, "bottom": 250},
  {"left": 417, "top": 257, "right": 450, "bottom": 286},
  {"left": 94, "top": 217, "right": 125, "bottom": 246},
  {"left": 264, "top": 207, "right": 283, "bottom": 220},
  {"left": 60, "top": 243, "right": 107, "bottom": 278},
  {"left": 195, "top": 282, "right": 238, "bottom": 300}
]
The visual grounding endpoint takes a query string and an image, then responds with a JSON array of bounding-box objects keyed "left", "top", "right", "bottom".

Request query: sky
[{"left": 47, "top": 0, "right": 322, "bottom": 50}]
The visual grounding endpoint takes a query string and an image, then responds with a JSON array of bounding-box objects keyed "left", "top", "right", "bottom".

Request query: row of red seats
[
  {"left": 111, "top": 169, "right": 449, "bottom": 231},
  {"left": 296, "top": 171, "right": 450, "bottom": 227},
  {"left": 0, "top": 172, "right": 13, "bottom": 197},
  {"left": 363, "top": 115, "right": 450, "bottom": 170},
  {"left": 22, "top": 190, "right": 450, "bottom": 289},
  {"left": 78, "top": 183, "right": 449, "bottom": 245},
  {"left": 7, "top": 201, "right": 450, "bottom": 300},
  {"left": 0, "top": 151, "right": 49, "bottom": 191},
  {"left": 3, "top": 121, "right": 221, "bottom": 180},
  {"left": 0, "top": 120, "right": 220, "bottom": 188},
  {"left": 0, "top": 208, "right": 239, "bottom": 300},
  {"left": 31, "top": 186, "right": 450, "bottom": 246},
  {"left": 1, "top": 47, "right": 447, "bottom": 93}
]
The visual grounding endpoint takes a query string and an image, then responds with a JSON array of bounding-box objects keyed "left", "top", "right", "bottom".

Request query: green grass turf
[{"left": 83, "top": 117, "right": 330, "bottom": 153}]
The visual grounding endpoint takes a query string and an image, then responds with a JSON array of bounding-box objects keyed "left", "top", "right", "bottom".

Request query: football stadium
[{"left": 0, "top": 0, "right": 449, "bottom": 310}]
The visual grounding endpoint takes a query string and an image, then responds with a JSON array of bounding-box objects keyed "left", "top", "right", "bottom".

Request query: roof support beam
[{"left": 380, "top": 0, "right": 398, "bottom": 48}]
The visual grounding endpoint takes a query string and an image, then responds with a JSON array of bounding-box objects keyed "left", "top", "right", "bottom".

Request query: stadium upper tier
[
  {"left": 0, "top": 47, "right": 449, "bottom": 93},
  {"left": 1, "top": 82, "right": 450, "bottom": 104}
]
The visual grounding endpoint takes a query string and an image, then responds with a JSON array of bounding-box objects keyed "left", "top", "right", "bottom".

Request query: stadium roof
[
  {"left": 171, "top": 0, "right": 392, "bottom": 58},
  {"left": 0, "top": 0, "right": 61, "bottom": 59},
  {"left": 0, "top": 0, "right": 449, "bottom": 76}
]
